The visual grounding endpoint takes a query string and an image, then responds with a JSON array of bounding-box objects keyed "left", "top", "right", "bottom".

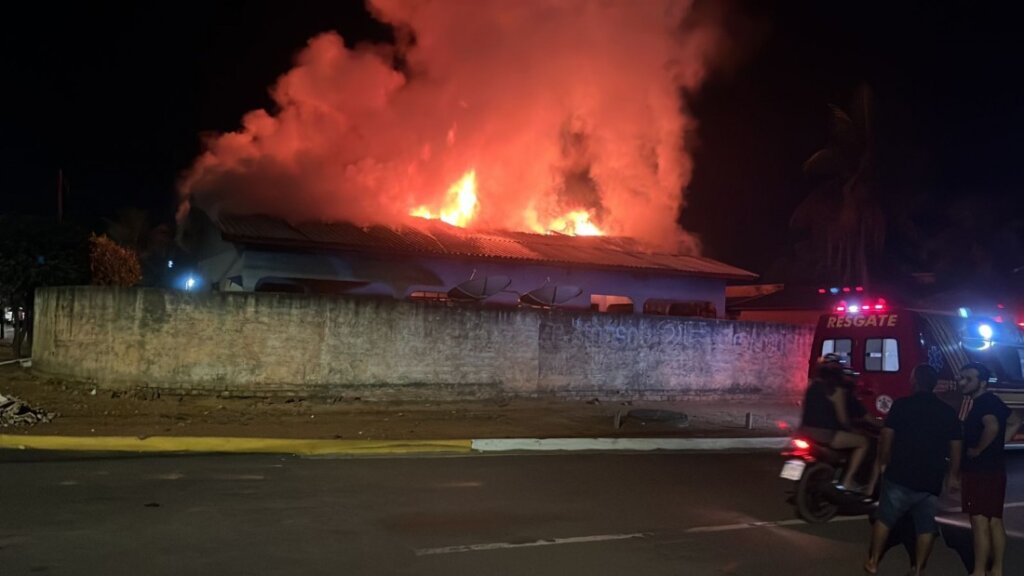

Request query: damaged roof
[{"left": 214, "top": 213, "right": 758, "bottom": 280}]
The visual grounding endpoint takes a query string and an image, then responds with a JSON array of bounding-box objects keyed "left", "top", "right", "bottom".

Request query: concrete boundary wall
[{"left": 32, "top": 287, "right": 814, "bottom": 401}]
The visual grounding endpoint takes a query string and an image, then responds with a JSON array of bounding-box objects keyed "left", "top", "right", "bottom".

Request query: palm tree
[{"left": 790, "top": 84, "right": 885, "bottom": 286}]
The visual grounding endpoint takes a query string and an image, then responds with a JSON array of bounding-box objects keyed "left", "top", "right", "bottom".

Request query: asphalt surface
[{"left": 1, "top": 450, "right": 1021, "bottom": 576}]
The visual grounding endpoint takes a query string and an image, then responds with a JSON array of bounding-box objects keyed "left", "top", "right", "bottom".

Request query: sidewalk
[{"left": 1, "top": 356, "right": 799, "bottom": 455}]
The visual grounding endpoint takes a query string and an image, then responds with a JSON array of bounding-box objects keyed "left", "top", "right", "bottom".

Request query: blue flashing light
[
  {"left": 958, "top": 307, "right": 969, "bottom": 318},
  {"left": 829, "top": 287, "right": 840, "bottom": 295},
  {"left": 978, "top": 323, "right": 994, "bottom": 340},
  {"left": 176, "top": 272, "right": 201, "bottom": 292},
  {"left": 168, "top": 260, "right": 174, "bottom": 269}
]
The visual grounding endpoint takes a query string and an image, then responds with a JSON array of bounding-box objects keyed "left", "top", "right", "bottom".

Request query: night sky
[{"left": 3, "top": 1, "right": 1022, "bottom": 279}]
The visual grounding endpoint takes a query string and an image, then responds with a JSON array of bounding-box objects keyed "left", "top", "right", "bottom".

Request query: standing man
[
  {"left": 959, "top": 362, "right": 1018, "bottom": 576},
  {"left": 864, "top": 364, "right": 962, "bottom": 576}
]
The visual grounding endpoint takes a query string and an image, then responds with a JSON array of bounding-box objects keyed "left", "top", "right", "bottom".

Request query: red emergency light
[
  {"left": 822, "top": 286, "right": 870, "bottom": 297},
  {"left": 834, "top": 298, "right": 887, "bottom": 314}
]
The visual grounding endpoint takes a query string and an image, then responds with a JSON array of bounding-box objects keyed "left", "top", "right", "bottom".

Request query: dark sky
[{"left": 3, "top": 1, "right": 1022, "bottom": 277}]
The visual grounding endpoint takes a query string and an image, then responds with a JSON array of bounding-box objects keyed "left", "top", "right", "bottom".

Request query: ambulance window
[
  {"left": 822, "top": 339, "right": 852, "bottom": 365},
  {"left": 865, "top": 338, "right": 899, "bottom": 372}
]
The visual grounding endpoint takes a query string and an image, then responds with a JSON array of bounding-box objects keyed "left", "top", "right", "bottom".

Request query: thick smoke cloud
[{"left": 180, "top": 0, "right": 721, "bottom": 252}]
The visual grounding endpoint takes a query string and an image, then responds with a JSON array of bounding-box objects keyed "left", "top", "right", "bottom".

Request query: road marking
[
  {"left": 414, "top": 532, "right": 649, "bottom": 556},
  {"left": 685, "top": 515, "right": 867, "bottom": 533},
  {"left": 936, "top": 517, "right": 1024, "bottom": 539},
  {"left": 0, "top": 435, "right": 473, "bottom": 456},
  {"left": 415, "top": 515, "right": 874, "bottom": 556},
  {"left": 939, "top": 501, "right": 1024, "bottom": 513}
]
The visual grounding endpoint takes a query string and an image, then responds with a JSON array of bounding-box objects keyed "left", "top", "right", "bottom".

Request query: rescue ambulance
[{"left": 808, "top": 289, "right": 1024, "bottom": 430}]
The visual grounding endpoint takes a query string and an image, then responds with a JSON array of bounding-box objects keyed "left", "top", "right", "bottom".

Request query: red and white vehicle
[{"left": 809, "top": 294, "right": 1024, "bottom": 424}]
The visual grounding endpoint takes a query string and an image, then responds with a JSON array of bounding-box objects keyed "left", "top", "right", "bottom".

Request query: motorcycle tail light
[{"left": 792, "top": 438, "right": 811, "bottom": 450}]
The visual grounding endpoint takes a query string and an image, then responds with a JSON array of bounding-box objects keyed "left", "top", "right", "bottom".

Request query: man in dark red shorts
[{"left": 958, "top": 362, "right": 1012, "bottom": 576}]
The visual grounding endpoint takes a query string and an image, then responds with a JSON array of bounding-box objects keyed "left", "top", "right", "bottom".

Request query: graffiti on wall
[{"left": 537, "top": 313, "right": 812, "bottom": 396}]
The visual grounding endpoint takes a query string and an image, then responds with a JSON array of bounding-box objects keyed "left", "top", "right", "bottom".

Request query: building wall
[
  {"left": 736, "top": 310, "right": 823, "bottom": 326},
  {"left": 198, "top": 247, "right": 730, "bottom": 317},
  {"left": 32, "top": 287, "right": 813, "bottom": 401}
]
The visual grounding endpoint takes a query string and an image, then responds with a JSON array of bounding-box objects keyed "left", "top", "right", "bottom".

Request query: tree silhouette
[
  {"left": 790, "top": 84, "right": 885, "bottom": 286},
  {"left": 104, "top": 208, "right": 173, "bottom": 285},
  {"left": 0, "top": 216, "right": 90, "bottom": 356}
]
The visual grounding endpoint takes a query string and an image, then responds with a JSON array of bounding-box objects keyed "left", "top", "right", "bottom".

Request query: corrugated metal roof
[
  {"left": 216, "top": 214, "right": 757, "bottom": 280},
  {"left": 219, "top": 214, "right": 308, "bottom": 242}
]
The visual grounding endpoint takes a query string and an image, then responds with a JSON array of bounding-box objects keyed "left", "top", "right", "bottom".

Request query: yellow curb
[{"left": 0, "top": 435, "right": 473, "bottom": 456}]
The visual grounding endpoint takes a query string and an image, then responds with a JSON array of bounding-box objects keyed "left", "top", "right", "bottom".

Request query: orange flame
[
  {"left": 547, "top": 210, "right": 603, "bottom": 236},
  {"left": 413, "top": 170, "right": 604, "bottom": 236},
  {"left": 411, "top": 170, "right": 479, "bottom": 227}
]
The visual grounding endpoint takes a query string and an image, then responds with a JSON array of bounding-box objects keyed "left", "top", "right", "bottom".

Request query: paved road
[{"left": 1, "top": 450, "right": 1021, "bottom": 576}]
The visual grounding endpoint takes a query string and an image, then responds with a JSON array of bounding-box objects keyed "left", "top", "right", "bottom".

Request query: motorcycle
[{"left": 779, "top": 435, "right": 877, "bottom": 523}]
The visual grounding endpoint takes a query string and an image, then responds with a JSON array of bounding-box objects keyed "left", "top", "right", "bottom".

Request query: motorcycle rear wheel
[{"left": 795, "top": 462, "right": 839, "bottom": 523}]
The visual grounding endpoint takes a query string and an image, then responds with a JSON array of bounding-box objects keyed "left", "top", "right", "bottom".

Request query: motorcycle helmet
[{"left": 815, "top": 353, "right": 845, "bottom": 379}]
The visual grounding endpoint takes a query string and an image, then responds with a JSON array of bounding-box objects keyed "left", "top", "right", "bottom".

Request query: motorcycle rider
[{"left": 798, "top": 354, "right": 879, "bottom": 496}]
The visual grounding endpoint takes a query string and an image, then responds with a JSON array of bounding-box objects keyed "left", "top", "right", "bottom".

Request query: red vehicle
[{"left": 809, "top": 297, "right": 1024, "bottom": 424}]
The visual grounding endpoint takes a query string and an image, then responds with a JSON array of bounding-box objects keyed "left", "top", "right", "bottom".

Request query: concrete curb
[
  {"left": 0, "top": 435, "right": 473, "bottom": 455},
  {"left": 0, "top": 434, "right": 789, "bottom": 456},
  {"left": 471, "top": 437, "right": 790, "bottom": 452}
]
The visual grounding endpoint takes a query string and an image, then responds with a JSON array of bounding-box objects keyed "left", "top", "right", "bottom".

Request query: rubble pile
[{"left": 0, "top": 393, "right": 56, "bottom": 428}]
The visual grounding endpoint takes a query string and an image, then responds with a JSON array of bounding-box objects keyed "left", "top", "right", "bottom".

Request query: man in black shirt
[
  {"left": 864, "top": 364, "right": 962, "bottom": 576},
  {"left": 958, "top": 362, "right": 1019, "bottom": 576}
]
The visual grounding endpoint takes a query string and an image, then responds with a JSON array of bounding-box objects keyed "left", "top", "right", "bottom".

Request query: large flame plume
[
  {"left": 410, "top": 169, "right": 479, "bottom": 228},
  {"left": 180, "top": 0, "right": 722, "bottom": 250}
]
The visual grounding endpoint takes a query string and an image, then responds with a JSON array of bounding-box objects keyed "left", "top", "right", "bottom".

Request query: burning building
[
  {"left": 176, "top": 1, "right": 744, "bottom": 313},
  {"left": 180, "top": 207, "right": 756, "bottom": 317}
]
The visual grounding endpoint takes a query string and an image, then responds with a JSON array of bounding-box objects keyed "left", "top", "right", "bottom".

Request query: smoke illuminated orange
[
  {"left": 182, "top": 0, "right": 717, "bottom": 253},
  {"left": 411, "top": 170, "right": 480, "bottom": 228}
]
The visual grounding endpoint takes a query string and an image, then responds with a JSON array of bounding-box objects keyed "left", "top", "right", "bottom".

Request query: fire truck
[{"left": 807, "top": 290, "right": 1024, "bottom": 432}]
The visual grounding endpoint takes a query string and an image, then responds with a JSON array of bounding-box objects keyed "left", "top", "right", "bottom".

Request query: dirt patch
[{"left": 0, "top": 349, "right": 798, "bottom": 440}]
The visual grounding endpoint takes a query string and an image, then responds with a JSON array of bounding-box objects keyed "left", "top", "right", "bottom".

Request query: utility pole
[{"left": 57, "top": 168, "right": 64, "bottom": 223}]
